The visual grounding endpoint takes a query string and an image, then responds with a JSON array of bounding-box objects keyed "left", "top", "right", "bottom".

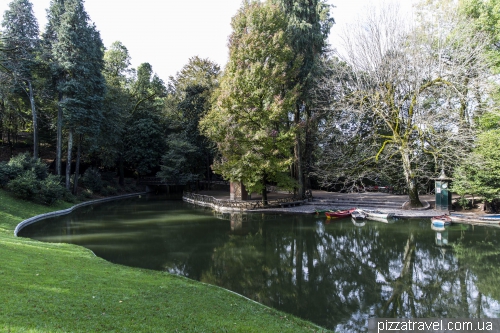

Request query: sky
[{"left": 0, "top": 0, "right": 414, "bottom": 82}]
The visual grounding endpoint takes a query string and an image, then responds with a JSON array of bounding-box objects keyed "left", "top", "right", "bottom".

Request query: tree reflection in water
[{"left": 201, "top": 214, "right": 500, "bottom": 331}]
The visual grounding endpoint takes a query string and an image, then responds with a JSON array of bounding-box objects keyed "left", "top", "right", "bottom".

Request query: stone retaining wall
[{"left": 14, "top": 192, "right": 147, "bottom": 236}]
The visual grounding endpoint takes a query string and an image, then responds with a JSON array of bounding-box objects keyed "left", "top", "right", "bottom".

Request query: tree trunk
[
  {"left": 73, "top": 135, "right": 81, "bottom": 195},
  {"left": 294, "top": 105, "right": 304, "bottom": 198},
  {"left": 27, "top": 80, "right": 38, "bottom": 158},
  {"left": 261, "top": 175, "right": 268, "bottom": 206},
  {"left": 7, "top": 129, "right": 13, "bottom": 158},
  {"left": 401, "top": 151, "right": 422, "bottom": 207},
  {"left": 65, "top": 130, "right": 73, "bottom": 190},
  {"left": 56, "top": 92, "right": 63, "bottom": 175}
]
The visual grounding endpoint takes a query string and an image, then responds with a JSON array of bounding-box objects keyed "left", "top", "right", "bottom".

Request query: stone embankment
[{"left": 186, "top": 190, "right": 443, "bottom": 218}]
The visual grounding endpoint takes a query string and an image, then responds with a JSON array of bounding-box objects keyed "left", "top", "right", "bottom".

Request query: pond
[{"left": 19, "top": 195, "right": 500, "bottom": 332}]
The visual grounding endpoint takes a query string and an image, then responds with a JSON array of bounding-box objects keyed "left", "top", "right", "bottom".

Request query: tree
[
  {"left": 100, "top": 41, "right": 133, "bottom": 185},
  {"left": 200, "top": 0, "right": 301, "bottom": 204},
  {"left": 459, "top": 0, "right": 500, "bottom": 72},
  {"left": 122, "top": 62, "right": 167, "bottom": 176},
  {"left": 158, "top": 56, "right": 220, "bottom": 186},
  {"left": 273, "top": 0, "right": 334, "bottom": 197},
  {"left": 1, "top": 0, "right": 40, "bottom": 157},
  {"left": 314, "top": 2, "right": 491, "bottom": 206},
  {"left": 47, "top": 0, "right": 106, "bottom": 191},
  {"left": 43, "top": 0, "right": 66, "bottom": 175}
]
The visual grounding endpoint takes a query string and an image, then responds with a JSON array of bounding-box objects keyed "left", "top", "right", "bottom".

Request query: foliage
[
  {"left": 82, "top": 167, "right": 102, "bottom": 193},
  {"left": 122, "top": 62, "right": 167, "bottom": 176},
  {"left": 0, "top": 0, "right": 41, "bottom": 157},
  {"left": 452, "top": 128, "right": 500, "bottom": 202},
  {"left": 4, "top": 155, "right": 66, "bottom": 205},
  {"left": 7, "top": 151, "right": 47, "bottom": 180},
  {"left": 460, "top": 0, "right": 500, "bottom": 72},
  {"left": 6, "top": 169, "right": 38, "bottom": 199},
  {"left": 200, "top": 0, "right": 301, "bottom": 196},
  {"left": 314, "top": 2, "right": 491, "bottom": 206},
  {"left": 101, "top": 185, "right": 117, "bottom": 196},
  {"left": 158, "top": 133, "right": 199, "bottom": 184},
  {"left": 271, "top": 0, "right": 334, "bottom": 196},
  {"left": 158, "top": 57, "right": 220, "bottom": 184},
  {"left": 36, "top": 173, "right": 67, "bottom": 205}
]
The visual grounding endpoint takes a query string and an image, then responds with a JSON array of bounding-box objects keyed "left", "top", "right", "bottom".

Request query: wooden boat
[
  {"left": 450, "top": 213, "right": 500, "bottom": 225},
  {"left": 431, "top": 215, "right": 452, "bottom": 227},
  {"left": 480, "top": 214, "right": 500, "bottom": 221},
  {"left": 359, "top": 209, "right": 395, "bottom": 221},
  {"left": 351, "top": 209, "right": 367, "bottom": 220},
  {"left": 325, "top": 208, "right": 356, "bottom": 219}
]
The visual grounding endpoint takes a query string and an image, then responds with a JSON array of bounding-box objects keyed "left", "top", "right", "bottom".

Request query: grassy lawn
[{"left": 0, "top": 190, "right": 330, "bottom": 332}]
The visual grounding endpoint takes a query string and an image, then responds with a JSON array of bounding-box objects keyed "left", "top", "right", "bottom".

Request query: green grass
[{"left": 0, "top": 190, "right": 330, "bottom": 332}]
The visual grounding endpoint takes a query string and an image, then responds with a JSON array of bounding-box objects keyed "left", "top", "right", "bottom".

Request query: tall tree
[
  {"left": 43, "top": 0, "right": 65, "bottom": 175},
  {"left": 158, "top": 56, "right": 220, "bottom": 186},
  {"left": 200, "top": 0, "right": 301, "bottom": 204},
  {"left": 273, "top": 0, "right": 334, "bottom": 197},
  {"left": 1, "top": 0, "right": 40, "bottom": 157},
  {"left": 122, "top": 62, "right": 166, "bottom": 176},
  {"left": 100, "top": 41, "right": 133, "bottom": 185},
  {"left": 47, "top": 0, "right": 106, "bottom": 191}
]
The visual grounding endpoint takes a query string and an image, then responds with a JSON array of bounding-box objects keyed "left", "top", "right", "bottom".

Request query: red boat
[{"left": 325, "top": 208, "right": 356, "bottom": 219}]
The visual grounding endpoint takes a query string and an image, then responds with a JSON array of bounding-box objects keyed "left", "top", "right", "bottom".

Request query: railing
[{"left": 182, "top": 191, "right": 303, "bottom": 211}]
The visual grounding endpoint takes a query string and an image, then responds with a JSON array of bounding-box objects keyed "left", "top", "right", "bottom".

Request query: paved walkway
[{"left": 194, "top": 189, "right": 443, "bottom": 218}]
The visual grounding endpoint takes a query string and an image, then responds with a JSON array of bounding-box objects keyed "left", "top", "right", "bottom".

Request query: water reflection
[{"left": 19, "top": 196, "right": 500, "bottom": 331}]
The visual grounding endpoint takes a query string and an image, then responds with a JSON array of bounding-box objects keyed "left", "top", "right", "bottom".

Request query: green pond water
[{"left": 18, "top": 195, "right": 500, "bottom": 332}]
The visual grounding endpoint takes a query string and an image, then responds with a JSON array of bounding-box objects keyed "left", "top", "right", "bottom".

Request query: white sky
[{"left": 0, "top": 0, "right": 415, "bottom": 82}]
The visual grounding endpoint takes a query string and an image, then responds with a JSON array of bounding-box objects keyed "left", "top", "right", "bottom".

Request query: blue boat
[{"left": 431, "top": 215, "right": 452, "bottom": 227}]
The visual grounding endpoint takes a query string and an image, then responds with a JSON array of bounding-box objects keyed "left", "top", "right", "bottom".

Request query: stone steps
[{"left": 311, "top": 198, "right": 404, "bottom": 210}]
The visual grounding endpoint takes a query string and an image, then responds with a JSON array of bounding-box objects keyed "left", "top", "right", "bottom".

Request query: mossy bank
[{"left": 0, "top": 190, "right": 330, "bottom": 332}]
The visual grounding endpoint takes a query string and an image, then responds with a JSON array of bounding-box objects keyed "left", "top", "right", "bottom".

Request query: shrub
[
  {"left": 101, "top": 185, "right": 117, "bottom": 196},
  {"left": 63, "top": 190, "right": 78, "bottom": 204},
  {"left": 7, "top": 152, "right": 48, "bottom": 180},
  {"left": 0, "top": 162, "right": 13, "bottom": 187},
  {"left": 82, "top": 189, "right": 93, "bottom": 198},
  {"left": 36, "top": 174, "right": 67, "bottom": 205},
  {"left": 82, "top": 168, "right": 102, "bottom": 193},
  {"left": 7, "top": 170, "right": 39, "bottom": 200}
]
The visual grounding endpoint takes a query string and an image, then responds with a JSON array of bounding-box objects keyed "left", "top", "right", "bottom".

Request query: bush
[
  {"left": 36, "top": 174, "right": 67, "bottom": 205},
  {"left": 101, "top": 185, "right": 117, "bottom": 196},
  {"left": 8, "top": 152, "right": 48, "bottom": 180},
  {"left": 82, "top": 168, "right": 102, "bottom": 193},
  {"left": 0, "top": 162, "right": 13, "bottom": 188},
  {"left": 7, "top": 170, "right": 39, "bottom": 200},
  {"left": 63, "top": 190, "right": 78, "bottom": 204},
  {"left": 82, "top": 189, "right": 93, "bottom": 198}
]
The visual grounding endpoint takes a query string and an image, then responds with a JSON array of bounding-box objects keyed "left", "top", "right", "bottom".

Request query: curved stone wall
[{"left": 14, "top": 192, "right": 147, "bottom": 236}]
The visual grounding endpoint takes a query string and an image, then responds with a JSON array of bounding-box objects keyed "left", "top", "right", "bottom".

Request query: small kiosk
[{"left": 433, "top": 169, "right": 452, "bottom": 211}]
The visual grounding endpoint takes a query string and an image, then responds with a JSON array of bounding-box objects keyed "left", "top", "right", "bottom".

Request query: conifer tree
[
  {"left": 44, "top": 0, "right": 105, "bottom": 191},
  {"left": 273, "top": 0, "right": 333, "bottom": 197},
  {"left": 1, "top": 0, "right": 40, "bottom": 157},
  {"left": 200, "top": 0, "right": 301, "bottom": 204}
]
